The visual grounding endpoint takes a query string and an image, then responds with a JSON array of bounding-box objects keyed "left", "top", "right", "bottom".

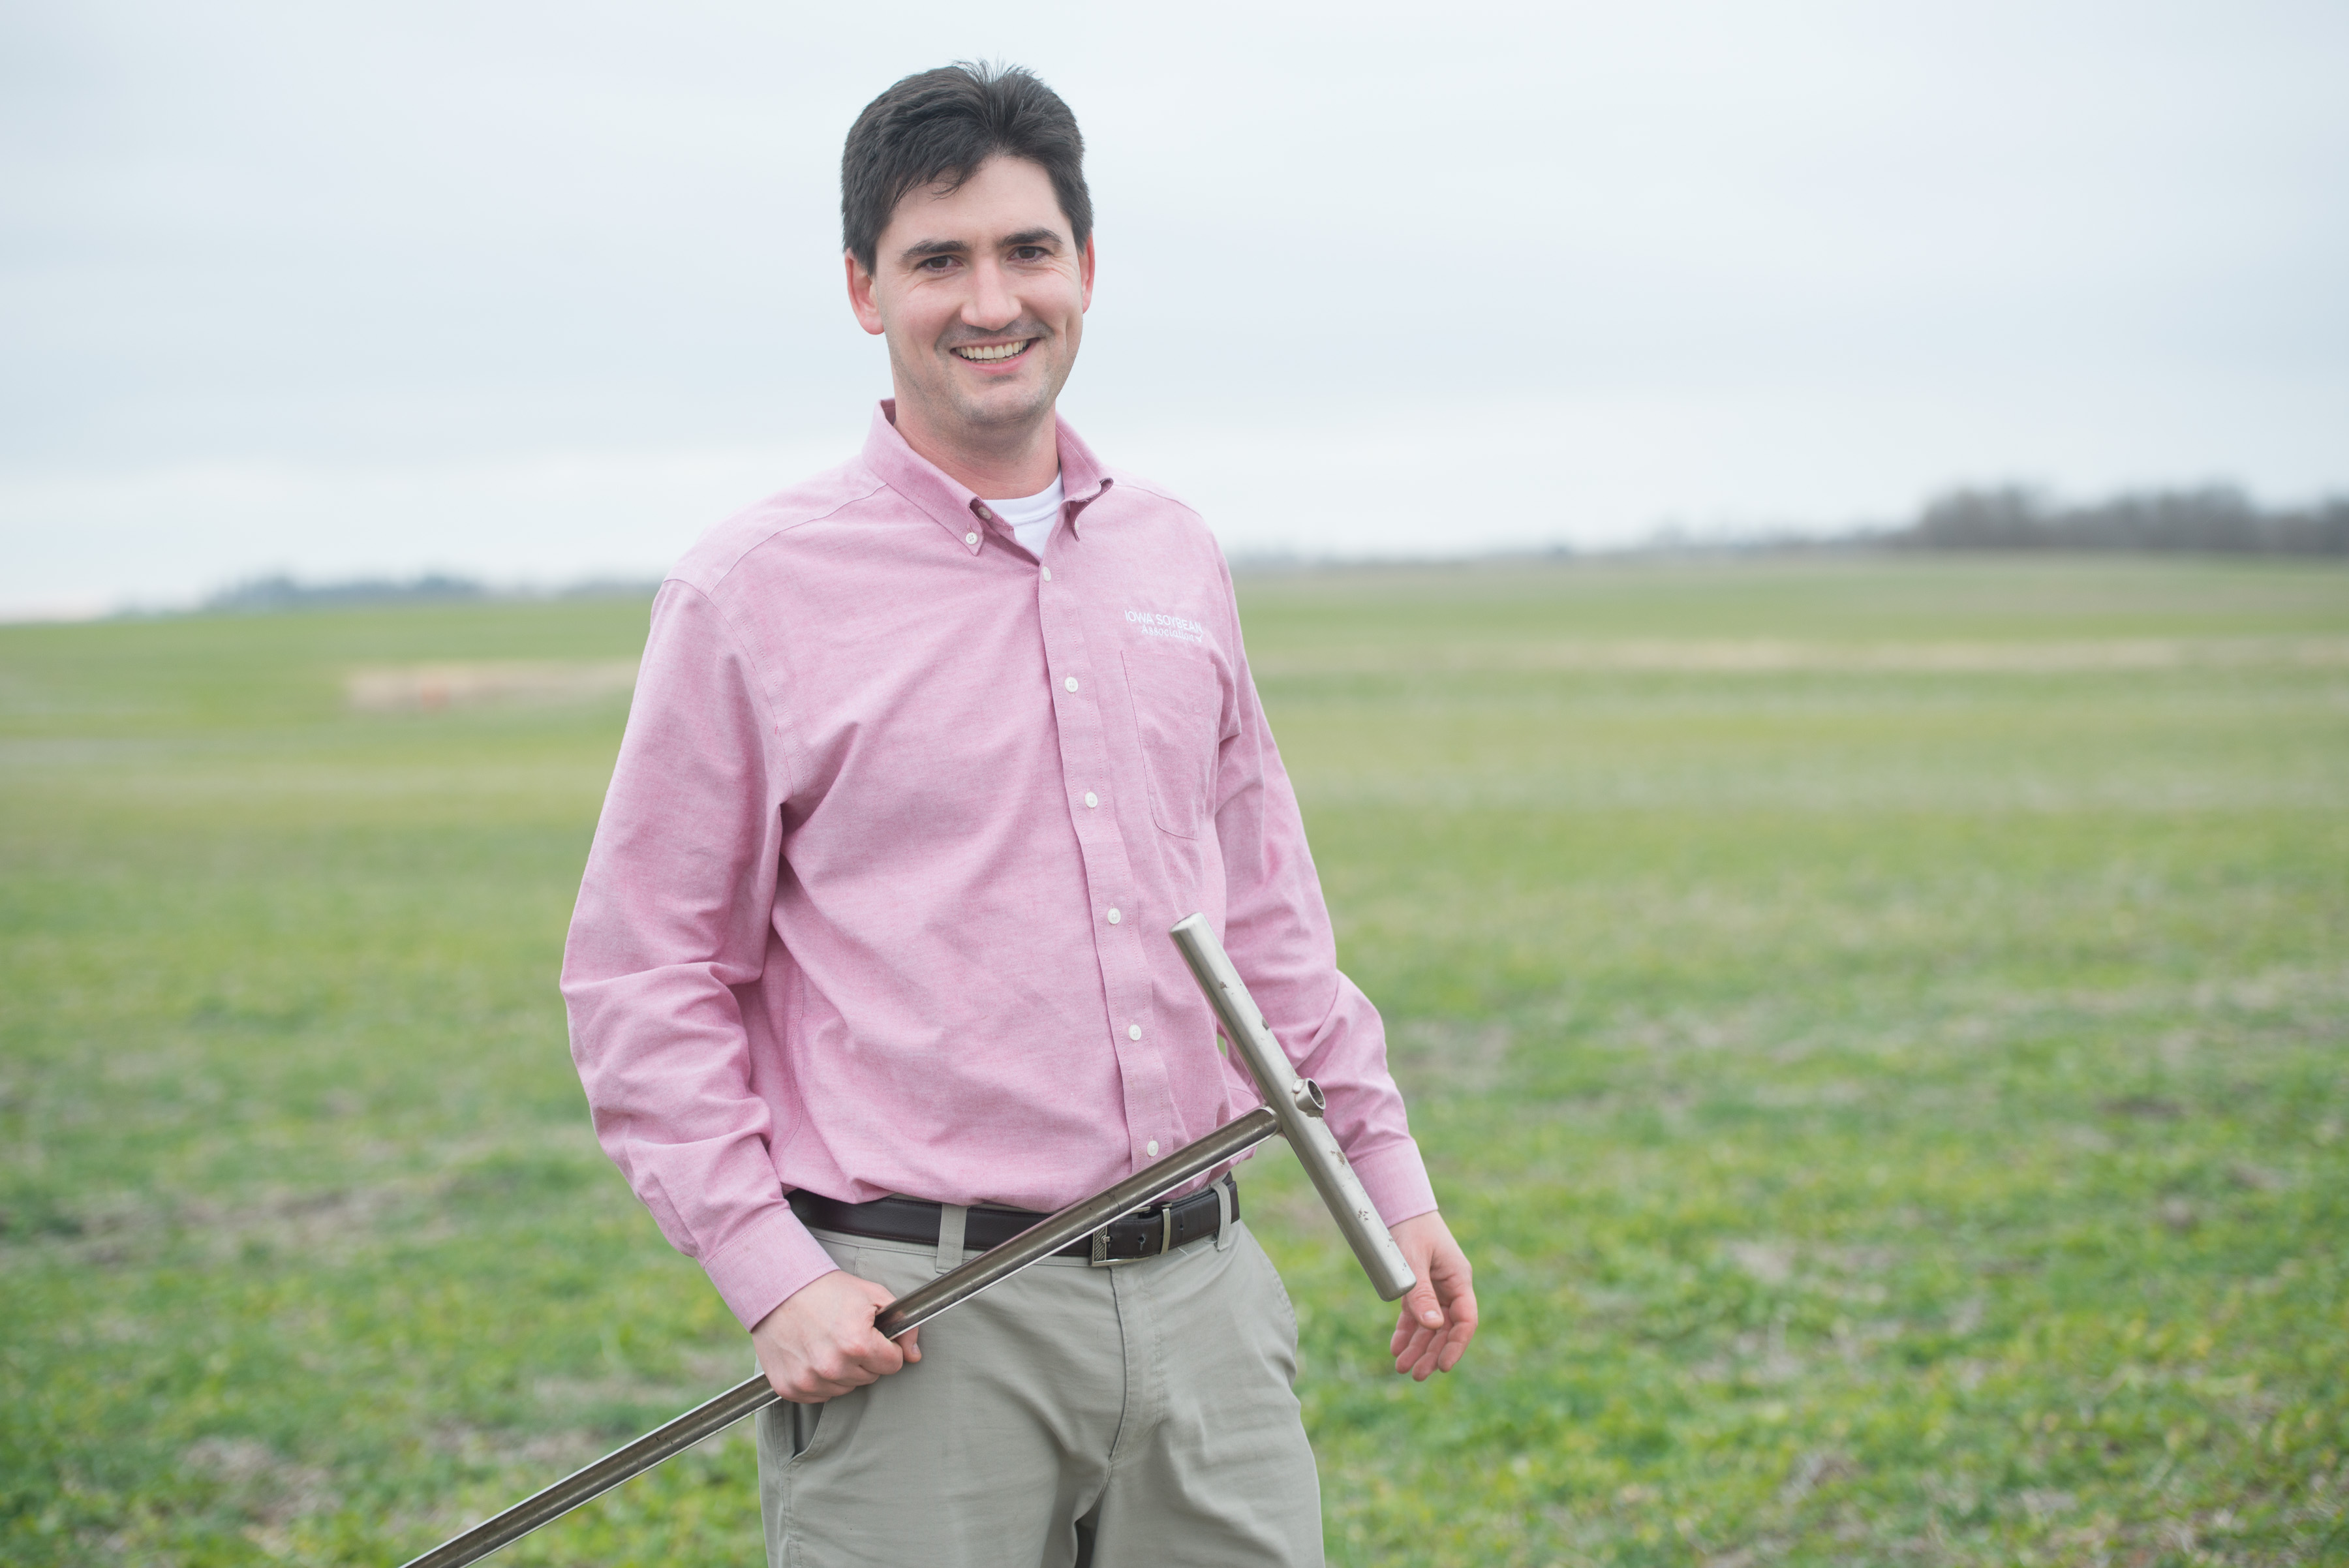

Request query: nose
[{"left": 963, "top": 258, "right": 1019, "bottom": 332}]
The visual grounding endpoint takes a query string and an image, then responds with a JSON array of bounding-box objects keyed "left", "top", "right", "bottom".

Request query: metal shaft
[
  {"left": 397, "top": 1105, "right": 1282, "bottom": 1568},
  {"left": 876, "top": 1104, "right": 1278, "bottom": 1339},
  {"left": 1169, "top": 914, "right": 1418, "bottom": 1301}
]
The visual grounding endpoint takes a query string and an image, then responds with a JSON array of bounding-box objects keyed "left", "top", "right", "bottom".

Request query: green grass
[{"left": 3, "top": 556, "right": 2344, "bottom": 1565}]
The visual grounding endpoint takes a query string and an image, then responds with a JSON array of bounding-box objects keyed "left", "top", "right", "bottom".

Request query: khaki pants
[{"left": 756, "top": 1215, "right": 1323, "bottom": 1567}]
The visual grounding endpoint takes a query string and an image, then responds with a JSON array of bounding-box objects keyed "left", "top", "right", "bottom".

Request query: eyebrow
[{"left": 895, "top": 227, "right": 1067, "bottom": 264}]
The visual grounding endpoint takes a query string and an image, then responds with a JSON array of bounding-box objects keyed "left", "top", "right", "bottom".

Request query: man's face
[{"left": 848, "top": 155, "right": 1094, "bottom": 452}]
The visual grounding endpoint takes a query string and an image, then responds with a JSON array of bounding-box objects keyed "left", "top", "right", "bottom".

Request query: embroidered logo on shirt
[{"left": 1124, "top": 609, "right": 1206, "bottom": 646}]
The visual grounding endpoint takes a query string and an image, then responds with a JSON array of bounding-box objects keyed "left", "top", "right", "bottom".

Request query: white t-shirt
[{"left": 984, "top": 476, "right": 1065, "bottom": 558}]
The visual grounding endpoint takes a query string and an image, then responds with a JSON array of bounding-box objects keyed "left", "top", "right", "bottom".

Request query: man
[{"left": 562, "top": 62, "right": 1475, "bottom": 1566}]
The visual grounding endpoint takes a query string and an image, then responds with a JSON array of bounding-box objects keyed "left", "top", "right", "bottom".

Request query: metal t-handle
[{"left": 1169, "top": 914, "right": 1418, "bottom": 1302}]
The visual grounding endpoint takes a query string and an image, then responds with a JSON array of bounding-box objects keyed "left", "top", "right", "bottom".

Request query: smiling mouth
[{"left": 952, "top": 339, "right": 1034, "bottom": 363}]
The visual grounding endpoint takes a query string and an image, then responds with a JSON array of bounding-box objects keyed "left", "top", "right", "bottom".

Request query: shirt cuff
[
  {"left": 700, "top": 1201, "right": 841, "bottom": 1330},
  {"left": 1349, "top": 1139, "right": 1439, "bottom": 1228}
]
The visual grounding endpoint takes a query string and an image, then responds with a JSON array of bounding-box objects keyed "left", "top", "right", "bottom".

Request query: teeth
[{"left": 955, "top": 340, "right": 1030, "bottom": 361}]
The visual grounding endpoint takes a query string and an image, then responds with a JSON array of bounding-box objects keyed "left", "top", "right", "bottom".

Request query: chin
[{"left": 956, "top": 382, "right": 1056, "bottom": 429}]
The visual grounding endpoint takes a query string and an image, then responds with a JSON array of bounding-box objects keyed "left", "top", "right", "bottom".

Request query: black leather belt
[{"left": 789, "top": 1175, "right": 1238, "bottom": 1266}]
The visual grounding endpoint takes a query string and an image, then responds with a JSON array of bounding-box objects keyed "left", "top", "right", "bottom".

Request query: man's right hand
[{"left": 750, "top": 1269, "right": 920, "bottom": 1402}]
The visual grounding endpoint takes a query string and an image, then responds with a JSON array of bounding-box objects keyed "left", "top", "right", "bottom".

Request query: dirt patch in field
[
  {"left": 345, "top": 661, "right": 637, "bottom": 712},
  {"left": 182, "top": 1436, "right": 339, "bottom": 1531}
]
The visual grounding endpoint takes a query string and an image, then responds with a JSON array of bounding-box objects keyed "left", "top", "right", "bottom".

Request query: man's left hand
[{"left": 1387, "top": 1210, "right": 1477, "bottom": 1380}]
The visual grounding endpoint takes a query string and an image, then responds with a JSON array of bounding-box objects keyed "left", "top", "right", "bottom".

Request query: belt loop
[
  {"left": 934, "top": 1204, "right": 967, "bottom": 1274},
  {"left": 1214, "top": 1176, "right": 1236, "bottom": 1252}
]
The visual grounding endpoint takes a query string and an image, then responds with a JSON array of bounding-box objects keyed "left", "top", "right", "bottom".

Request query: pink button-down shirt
[{"left": 562, "top": 403, "right": 1435, "bottom": 1330}]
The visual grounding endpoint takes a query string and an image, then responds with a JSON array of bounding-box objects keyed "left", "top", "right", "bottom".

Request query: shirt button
[
  {"left": 1064, "top": 676, "right": 1079, "bottom": 692},
  {"left": 1083, "top": 791, "right": 1098, "bottom": 808},
  {"left": 1146, "top": 1139, "right": 1160, "bottom": 1157},
  {"left": 1128, "top": 1023, "right": 1143, "bottom": 1041},
  {"left": 1041, "top": 566, "right": 1052, "bottom": 581},
  {"left": 964, "top": 532, "right": 979, "bottom": 546},
  {"left": 975, "top": 506, "right": 992, "bottom": 520},
  {"left": 1106, "top": 907, "right": 1121, "bottom": 925}
]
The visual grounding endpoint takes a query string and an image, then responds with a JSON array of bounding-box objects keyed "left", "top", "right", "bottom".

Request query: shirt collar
[{"left": 862, "top": 400, "right": 1114, "bottom": 554}]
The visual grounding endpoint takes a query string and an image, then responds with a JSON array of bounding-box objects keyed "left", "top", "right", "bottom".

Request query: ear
[
  {"left": 1079, "top": 232, "right": 1097, "bottom": 314},
  {"left": 845, "top": 251, "right": 886, "bottom": 337}
]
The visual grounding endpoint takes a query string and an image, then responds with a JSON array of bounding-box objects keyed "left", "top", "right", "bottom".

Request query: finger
[
  {"left": 855, "top": 1332, "right": 906, "bottom": 1377},
  {"left": 1441, "top": 1276, "right": 1479, "bottom": 1327},
  {"left": 1417, "top": 1325, "right": 1452, "bottom": 1379},
  {"left": 800, "top": 1367, "right": 859, "bottom": 1399},
  {"left": 1402, "top": 1308, "right": 1475, "bottom": 1379},
  {"left": 1437, "top": 1287, "right": 1479, "bottom": 1368},
  {"left": 787, "top": 1374, "right": 851, "bottom": 1402}
]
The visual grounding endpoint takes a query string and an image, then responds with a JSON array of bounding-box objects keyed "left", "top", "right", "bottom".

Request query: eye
[
  {"left": 917, "top": 254, "right": 959, "bottom": 273},
  {"left": 1009, "top": 245, "right": 1049, "bottom": 262}
]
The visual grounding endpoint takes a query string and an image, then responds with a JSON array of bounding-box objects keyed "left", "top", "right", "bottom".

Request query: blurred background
[
  {"left": 5, "top": 0, "right": 2346, "bottom": 615},
  {"left": 5, "top": 5, "right": 2347, "bottom": 1566}
]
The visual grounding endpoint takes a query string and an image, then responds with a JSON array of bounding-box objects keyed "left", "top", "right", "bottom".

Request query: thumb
[
  {"left": 1405, "top": 1278, "right": 1445, "bottom": 1329},
  {"left": 852, "top": 1276, "right": 897, "bottom": 1309}
]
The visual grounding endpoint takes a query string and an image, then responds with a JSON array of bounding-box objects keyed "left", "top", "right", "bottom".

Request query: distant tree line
[
  {"left": 1884, "top": 485, "right": 2349, "bottom": 555},
  {"left": 187, "top": 489, "right": 2347, "bottom": 610},
  {"left": 196, "top": 574, "right": 661, "bottom": 613},
  {"left": 202, "top": 573, "right": 489, "bottom": 613}
]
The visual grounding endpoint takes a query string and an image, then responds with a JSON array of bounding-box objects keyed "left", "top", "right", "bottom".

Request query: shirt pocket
[{"left": 1122, "top": 645, "right": 1220, "bottom": 838}]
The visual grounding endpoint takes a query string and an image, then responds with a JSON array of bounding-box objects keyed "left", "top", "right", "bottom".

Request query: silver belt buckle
[{"left": 1089, "top": 1206, "right": 1176, "bottom": 1267}]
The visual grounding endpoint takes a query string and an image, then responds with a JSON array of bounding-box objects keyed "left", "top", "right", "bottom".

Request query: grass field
[{"left": 3, "top": 555, "right": 2345, "bottom": 1566}]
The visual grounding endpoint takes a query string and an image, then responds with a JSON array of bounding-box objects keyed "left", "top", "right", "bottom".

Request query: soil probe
[{"left": 397, "top": 916, "right": 1412, "bottom": 1568}]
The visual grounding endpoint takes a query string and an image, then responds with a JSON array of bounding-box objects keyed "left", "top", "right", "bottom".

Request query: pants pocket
[
  {"left": 784, "top": 1399, "right": 823, "bottom": 1462},
  {"left": 1236, "top": 1225, "right": 1302, "bottom": 1383}
]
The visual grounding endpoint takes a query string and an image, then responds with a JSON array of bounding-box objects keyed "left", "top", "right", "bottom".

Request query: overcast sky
[{"left": 4, "top": 0, "right": 2346, "bottom": 615}]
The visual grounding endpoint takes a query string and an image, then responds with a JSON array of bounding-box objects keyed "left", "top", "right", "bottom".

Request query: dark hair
[{"left": 840, "top": 62, "right": 1092, "bottom": 271}]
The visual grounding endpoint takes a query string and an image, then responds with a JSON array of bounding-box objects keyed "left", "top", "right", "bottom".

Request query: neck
[{"left": 888, "top": 397, "right": 1061, "bottom": 498}]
